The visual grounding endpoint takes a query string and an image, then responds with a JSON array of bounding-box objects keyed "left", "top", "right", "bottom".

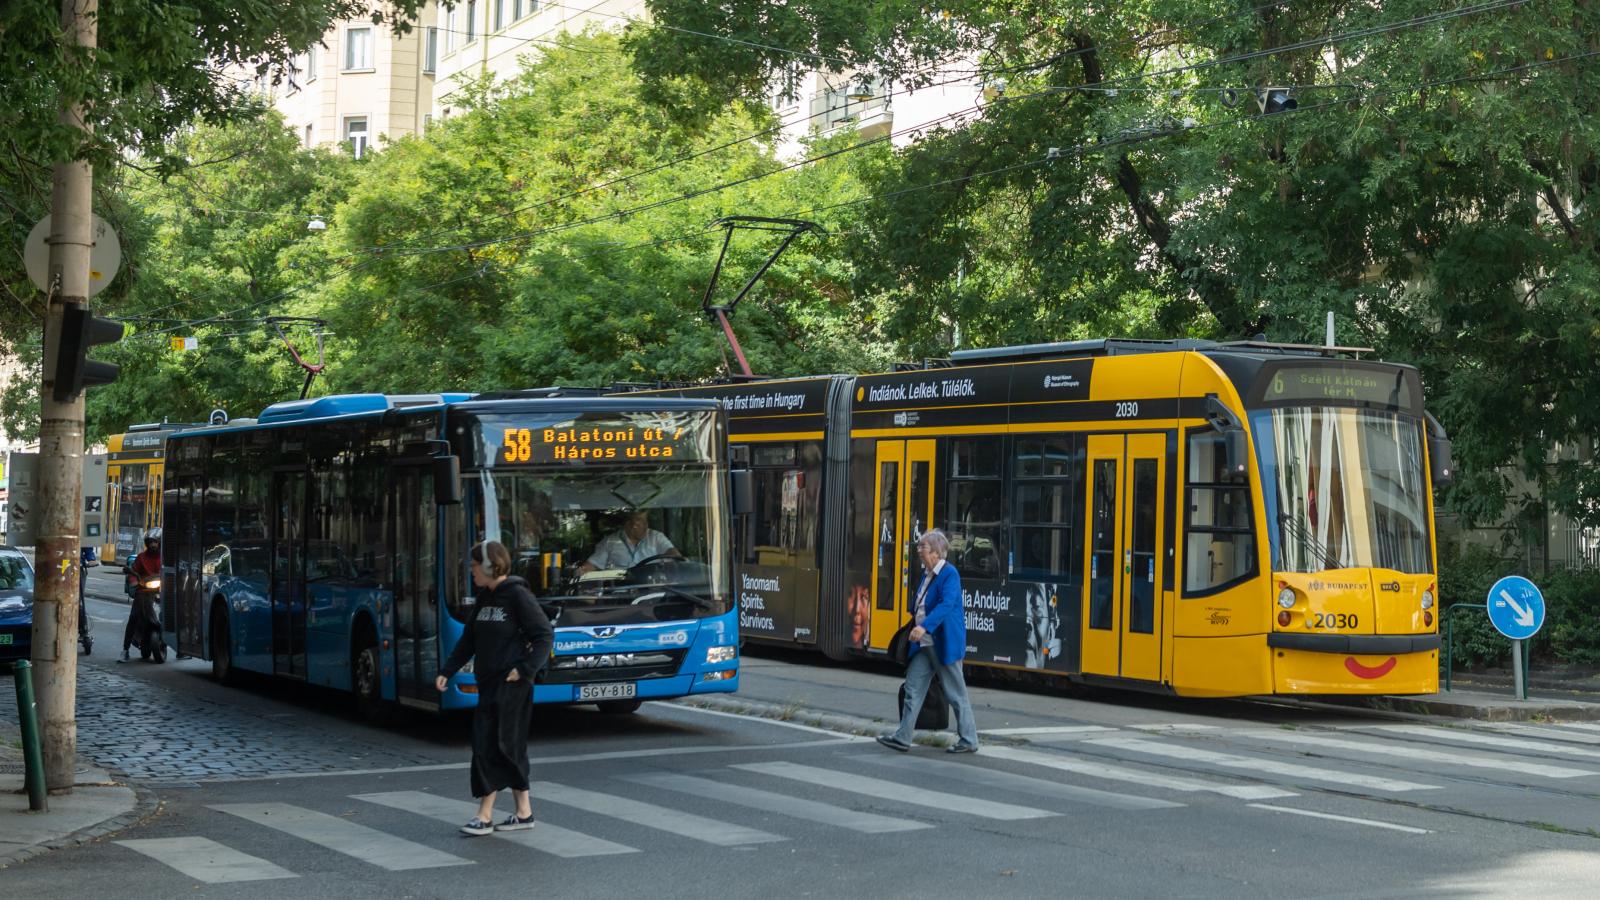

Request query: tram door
[
  {"left": 390, "top": 467, "right": 439, "bottom": 702},
  {"left": 868, "top": 440, "right": 936, "bottom": 652},
  {"left": 1082, "top": 434, "right": 1166, "bottom": 681}
]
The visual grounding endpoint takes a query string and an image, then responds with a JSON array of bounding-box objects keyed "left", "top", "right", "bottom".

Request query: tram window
[
  {"left": 1185, "top": 430, "right": 1256, "bottom": 594},
  {"left": 738, "top": 441, "right": 819, "bottom": 565},
  {"left": 947, "top": 439, "right": 1004, "bottom": 579},
  {"left": 951, "top": 438, "right": 1001, "bottom": 479},
  {"left": 1011, "top": 434, "right": 1080, "bottom": 581}
]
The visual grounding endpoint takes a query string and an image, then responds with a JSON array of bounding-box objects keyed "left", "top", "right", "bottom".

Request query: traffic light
[{"left": 51, "top": 304, "right": 124, "bottom": 402}]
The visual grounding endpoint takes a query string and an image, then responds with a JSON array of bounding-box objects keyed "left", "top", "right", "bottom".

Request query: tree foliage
[{"left": 629, "top": 0, "right": 1600, "bottom": 531}]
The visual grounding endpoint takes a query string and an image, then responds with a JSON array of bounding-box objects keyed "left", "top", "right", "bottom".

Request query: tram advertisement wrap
[
  {"left": 961, "top": 579, "right": 1070, "bottom": 671},
  {"left": 738, "top": 564, "right": 819, "bottom": 643}
]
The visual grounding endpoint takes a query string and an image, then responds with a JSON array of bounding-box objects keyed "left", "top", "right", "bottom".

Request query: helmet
[{"left": 145, "top": 528, "right": 163, "bottom": 544}]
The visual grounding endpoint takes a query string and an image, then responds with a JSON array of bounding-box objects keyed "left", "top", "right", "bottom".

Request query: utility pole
[{"left": 35, "top": 0, "right": 99, "bottom": 793}]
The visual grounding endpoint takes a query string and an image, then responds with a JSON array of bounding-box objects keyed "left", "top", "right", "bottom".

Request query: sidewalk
[{"left": 0, "top": 724, "right": 143, "bottom": 869}]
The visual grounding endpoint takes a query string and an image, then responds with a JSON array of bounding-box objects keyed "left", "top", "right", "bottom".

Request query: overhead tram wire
[
  {"left": 147, "top": 0, "right": 1543, "bottom": 336},
  {"left": 363, "top": 0, "right": 1311, "bottom": 255},
  {"left": 361, "top": 0, "right": 1535, "bottom": 263}
]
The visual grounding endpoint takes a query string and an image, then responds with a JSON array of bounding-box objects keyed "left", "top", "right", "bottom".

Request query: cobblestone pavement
[{"left": 0, "top": 665, "right": 446, "bottom": 783}]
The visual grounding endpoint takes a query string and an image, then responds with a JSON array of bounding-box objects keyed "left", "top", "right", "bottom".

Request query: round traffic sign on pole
[
  {"left": 1486, "top": 575, "right": 1545, "bottom": 641},
  {"left": 23, "top": 214, "right": 122, "bottom": 298}
]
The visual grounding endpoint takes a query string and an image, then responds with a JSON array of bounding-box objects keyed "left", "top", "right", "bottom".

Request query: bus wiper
[
  {"left": 631, "top": 585, "right": 715, "bottom": 610},
  {"left": 1277, "top": 513, "right": 1340, "bottom": 571}
]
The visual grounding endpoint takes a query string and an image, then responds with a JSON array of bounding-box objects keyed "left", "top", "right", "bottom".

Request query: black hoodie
[{"left": 441, "top": 576, "right": 554, "bottom": 682}]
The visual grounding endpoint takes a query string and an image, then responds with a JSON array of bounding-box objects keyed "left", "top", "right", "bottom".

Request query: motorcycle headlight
[{"left": 143, "top": 579, "right": 161, "bottom": 589}]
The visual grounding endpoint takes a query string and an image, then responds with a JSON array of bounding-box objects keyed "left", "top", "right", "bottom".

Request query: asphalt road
[{"left": 3, "top": 594, "right": 1600, "bottom": 898}]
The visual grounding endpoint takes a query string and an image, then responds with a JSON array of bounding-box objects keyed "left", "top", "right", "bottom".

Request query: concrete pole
[{"left": 34, "top": 0, "right": 97, "bottom": 793}]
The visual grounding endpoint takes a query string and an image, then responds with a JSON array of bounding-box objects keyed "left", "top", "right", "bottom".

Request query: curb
[
  {"left": 0, "top": 782, "right": 159, "bottom": 870},
  {"left": 1338, "top": 695, "right": 1600, "bottom": 722}
]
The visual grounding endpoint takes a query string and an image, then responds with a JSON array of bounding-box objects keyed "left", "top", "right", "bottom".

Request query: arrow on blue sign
[{"left": 1486, "top": 575, "right": 1545, "bottom": 641}]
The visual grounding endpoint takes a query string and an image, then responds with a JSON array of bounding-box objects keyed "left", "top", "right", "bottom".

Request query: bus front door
[
  {"left": 271, "top": 470, "right": 308, "bottom": 679},
  {"left": 1082, "top": 434, "right": 1166, "bottom": 682},
  {"left": 391, "top": 467, "right": 439, "bottom": 703},
  {"left": 867, "top": 439, "right": 936, "bottom": 652}
]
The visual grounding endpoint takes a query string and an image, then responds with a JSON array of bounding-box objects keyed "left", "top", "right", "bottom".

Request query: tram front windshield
[
  {"left": 1252, "top": 406, "right": 1432, "bottom": 574},
  {"left": 473, "top": 470, "right": 730, "bottom": 624}
]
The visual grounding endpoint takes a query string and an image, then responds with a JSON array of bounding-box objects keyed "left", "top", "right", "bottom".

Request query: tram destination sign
[
  {"left": 1257, "top": 362, "right": 1417, "bottom": 410},
  {"left": 478, "top": 412, "right": 718, "bottom": 465}
]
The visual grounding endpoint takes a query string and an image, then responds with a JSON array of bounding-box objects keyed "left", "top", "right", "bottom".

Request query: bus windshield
[
  {"left": 1252, "top": 406, "right": 1432, "bottom": 574},
  {"left": 473, "top": 468, "right": 730, "bottom": 624}
]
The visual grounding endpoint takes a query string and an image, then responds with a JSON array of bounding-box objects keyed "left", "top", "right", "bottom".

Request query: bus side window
[{"left": 1184, "top": 429, "right": 1255, "bottom": 594}]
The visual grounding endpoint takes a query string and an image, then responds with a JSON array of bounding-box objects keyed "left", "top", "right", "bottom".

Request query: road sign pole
[{"left": 1511, "top": 639, "right": 1526, "bottom": 701}]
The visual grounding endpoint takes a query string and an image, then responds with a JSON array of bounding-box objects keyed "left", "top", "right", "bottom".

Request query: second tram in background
[
  {"left": 103, "top": 424, "right": 184, "bottom": 562},
  {"left": 635, "top": 337, "right": 1453, "bottom": 698}
]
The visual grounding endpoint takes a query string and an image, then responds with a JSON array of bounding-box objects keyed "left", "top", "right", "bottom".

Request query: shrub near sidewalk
[{"left": 1439, "top": 543, "right": 1600, "bottom": 669}]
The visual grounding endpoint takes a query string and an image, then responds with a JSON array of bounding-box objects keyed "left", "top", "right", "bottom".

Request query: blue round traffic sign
[{"left": 1486, "top": 575, "right": 1545, "bottom": 641}]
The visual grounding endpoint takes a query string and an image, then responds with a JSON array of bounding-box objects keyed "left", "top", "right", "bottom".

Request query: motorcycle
[
  {"left": 77, "top": 547, "right": 95, "bottom": 656},
  {"left": 124, "top": 555, "right": 166, "bottom": 663}
]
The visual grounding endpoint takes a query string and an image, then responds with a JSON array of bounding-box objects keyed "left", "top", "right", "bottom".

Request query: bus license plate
[
  {"left": 0, "top": 634, "right": 11, "bottom": 645},
  {"left": 578, "top": 682, "right": 635, "bottom": 701}
]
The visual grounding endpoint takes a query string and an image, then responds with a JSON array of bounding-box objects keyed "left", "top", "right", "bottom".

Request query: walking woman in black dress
[{"left": 436, "top": 541, "right": 554, "bottom": 835}]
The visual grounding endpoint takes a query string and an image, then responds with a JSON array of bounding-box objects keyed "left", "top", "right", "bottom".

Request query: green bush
[{"left": 1438, "top": 542, "right": 1600, "bottom": 669}]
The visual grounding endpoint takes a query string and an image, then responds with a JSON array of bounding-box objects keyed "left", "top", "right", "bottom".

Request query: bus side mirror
[
  {"left": 433, "top": 455, "right": 461, "bottom": 505},
  {"left": 1429, "top": 436, "right": 1454, "bottom": 488},
  {"left": 730, "top": 468, "right": 754, "bottom": 516},
  {"left": 1224, "top": 429, "right": 1250, "bottom": 483}
]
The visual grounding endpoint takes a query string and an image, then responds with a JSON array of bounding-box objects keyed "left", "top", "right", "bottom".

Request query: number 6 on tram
[{"left": 633, "top": 338, "right": 1452, "bottom": 697}]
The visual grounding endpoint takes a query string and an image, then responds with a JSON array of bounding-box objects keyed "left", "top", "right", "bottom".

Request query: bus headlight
[
  {"left": 1421, "top": 591, "right": 1435, "bottom": 610},
  {"left": 1277, "top": 588, "right": 1296, "bottom": 609},
  {"left": 705, "top": 645, "right": 737, "bottom": 664},
  {"left": 459, "top": 659, "right": 474, "bottom": 674}
]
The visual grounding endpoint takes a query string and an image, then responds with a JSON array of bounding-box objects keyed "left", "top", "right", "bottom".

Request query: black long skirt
[{"left": 469, "top": 675, "right": 533, "bottom": 798}]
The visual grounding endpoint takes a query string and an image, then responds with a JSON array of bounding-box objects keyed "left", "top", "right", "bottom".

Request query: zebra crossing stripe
[
  {"left": 1367, "top": 724, "right": 1600, "bottom": 761},
  {"left": 733, "top": 761, "right": 1058, "bottom": 820},
  {"left": 624, "top": 772, "right": 933, "bottom": 833},
  {"left": 209, "top": 803, "right": 473, "bottom": 870},
  {"left": 1085, "top": 736, "right": 1439, "bottom": 793},
  {"left": 115, "top": 837, "right": 296, "bottom": 884},
  {"left": 352, "top": 791, "right": 637, "bottom": 857},
  {"left": 1244, "top": 730, "right": 1596, "bottom": 779},
  {"left": 980, "top": 744, "right": 1297, "bottom": 800},
  {"left": 529, "top": 781, "right": 786, "bottom": 846},
  {"left": 858, "top": 752, "right": 1184, "bottom": 811},
  {"left": 1481, "top": 723, "right": 1600, "bottom": 746}
]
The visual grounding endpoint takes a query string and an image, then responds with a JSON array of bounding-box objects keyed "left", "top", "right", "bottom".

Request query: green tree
[{"left": 628, "top": 0, "right": 1600, "bottom": 531}]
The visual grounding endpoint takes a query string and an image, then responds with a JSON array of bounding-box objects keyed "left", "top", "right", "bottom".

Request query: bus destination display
[
  {"left": 1261, "top": 364, "right": 1415, "bottom": 409},
  {"left": 489, "top": 414, "right": 717, "bottom": 465}
]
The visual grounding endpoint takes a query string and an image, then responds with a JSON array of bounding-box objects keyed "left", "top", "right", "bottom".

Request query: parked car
[{"left": 0, "top": 545, "right": 35, "bottom": 665}]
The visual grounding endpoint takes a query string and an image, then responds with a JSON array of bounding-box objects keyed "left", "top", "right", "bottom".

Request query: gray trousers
[{"left": 891, "top": 650, "right": 979, "bottom": 747}]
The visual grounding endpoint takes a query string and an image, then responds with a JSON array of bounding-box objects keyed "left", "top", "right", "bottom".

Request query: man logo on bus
[{"left": 592, "top": 627, "right": 620, "bottom": 639}]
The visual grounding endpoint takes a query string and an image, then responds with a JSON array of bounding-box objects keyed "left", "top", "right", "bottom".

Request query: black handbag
[{"left": 898, "top": 676, "right": 950, "bottom": 731}]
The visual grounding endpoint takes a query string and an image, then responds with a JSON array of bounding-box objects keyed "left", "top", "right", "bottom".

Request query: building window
[
  {"left": 423, "top": 26, "right": 439, "bottom": 73},
  {"left": 422, "top": 113, "right": 433, "bottom": 133},
  {"left": 494, "top": 0, "right": 507, "bottom": 30},
  {"left": 344, "top": 117, "right": 369, "bottom": 159},
  {"left": 464, "top": 1, "right": 477, "bottom": 43},
  {"left": 304, "top": 124, "right": 313, "bottom": 147},
  {"left": 514, "top": 0, "right": 535, "bottom": 20},
  {"left": 344, "top": 27, "right": 373, "bottom": 70},
  {"left": 306, "top": 44, "right": 318, "bottom": 82}
]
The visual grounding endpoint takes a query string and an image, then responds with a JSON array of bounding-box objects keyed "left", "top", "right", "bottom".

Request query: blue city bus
[{"left": 160, "top": 391, "right": 740, "bottom": 714}]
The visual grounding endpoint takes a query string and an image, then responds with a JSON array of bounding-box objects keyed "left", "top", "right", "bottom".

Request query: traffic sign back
[{"left": 1486, "top": 575, "right": 1545, "bottom": 641}]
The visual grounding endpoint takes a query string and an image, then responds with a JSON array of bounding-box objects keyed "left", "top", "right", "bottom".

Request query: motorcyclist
[
  {"left": 120, "top": 529, "right": 161, "bottom": 662},
  {"left": 78, "top": 546, "right": 96, "bottom": 655}
]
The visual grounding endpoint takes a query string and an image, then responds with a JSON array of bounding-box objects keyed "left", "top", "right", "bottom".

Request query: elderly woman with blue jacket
[{"left": 878, "top": 529, "right": 980, "bottom": 753}]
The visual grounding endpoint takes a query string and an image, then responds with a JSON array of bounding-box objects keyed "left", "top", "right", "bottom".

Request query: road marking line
[
  {"left": 981, "top": 725, "right": 1119, "bottom": 736},
  {"left": 1480, "top": 724, "right": 1600, "bottom": 745},
  {"left": 352, "top": 791, "right": 636, "bottom": 857},
  {"left": 529, "top": 781, "right": 786, "bottom": 846},
  {"left": 1245, "top": 730, "right": 1596, "bottom": 779},
  {"left": 1367, "top": 724, "right": 1600, "bottom": 761},
  {"left": 734, "top": 761, "right": 1058, "bottom": 820},
  {"left": 980, "top": 744, "right": 1296, "bottom": 800},
  {"left": 209, "top": 803, "right": 472, "bottom": 870},
  {"left": 115, "top": 837, "right": 297, "bottom": 883},
  {"left": 1556, "top": 723, "right": 1600, "bottom": 733},
  {"left": 1128, "top": 724, "right": 1222, "bottom": 733},
  {"left": 857, "top": 753, "right": 1183, "bottom": 811},
  {"left": 1247, "top": 804, "right": 1431, "bottom": 834},
  {"left": 624, "top": 772, "right": 932, "bottom": 833},
  {"left": 668, "top": 702, "right": 873, "bottom": 739},
  {"left": 1086, "top": 736, "right": 1438, "bottom": 793}
]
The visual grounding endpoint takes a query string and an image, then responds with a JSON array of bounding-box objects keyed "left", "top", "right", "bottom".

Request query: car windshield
[
  {"left": 0, "top": 555, "right": 34, "bottom": 592},
  {"left": 1252, "top": 406, "right": 1432, "bottom": 574},
  {"left": 472, "top": 469, "right": 730, "bottom": 625}
]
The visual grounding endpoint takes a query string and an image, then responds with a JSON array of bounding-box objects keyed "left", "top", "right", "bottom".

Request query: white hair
[{"left": 916, "top": 529, "right": 950, "bottom": 560}]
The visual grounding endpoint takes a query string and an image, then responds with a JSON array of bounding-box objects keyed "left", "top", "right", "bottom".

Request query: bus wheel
[
  {"left": 597, "top": 699, "right": 642, "bottom": 715},
  {"left": 353, "top": 643, "right": 385, "bottom": 721},
  {"left": 210, "top": 607, "right": 233, "bottom": 683}
]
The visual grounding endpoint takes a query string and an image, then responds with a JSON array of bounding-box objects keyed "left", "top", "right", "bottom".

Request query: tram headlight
[
  {"left": 1420, "top": 590, "right": 1435, "bottom": 610},
  {"left": 1277, "top": 587, "right": 1297, "bottom": 609}
]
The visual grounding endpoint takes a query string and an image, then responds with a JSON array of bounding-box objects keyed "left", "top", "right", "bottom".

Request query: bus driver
[{"left": 578, "top": 509, "right": 680, "bottom": 574}]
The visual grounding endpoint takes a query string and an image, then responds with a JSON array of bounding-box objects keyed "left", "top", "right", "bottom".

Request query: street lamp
[{"left": 306, "top": 215, "right": 327, "bottom": 232}]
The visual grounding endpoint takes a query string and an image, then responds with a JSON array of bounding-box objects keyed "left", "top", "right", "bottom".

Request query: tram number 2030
[
  {"left": 1310, "top": 612, "right": 1359, "bottom": 629},
  {"left": 1114, "top": 401, "right": 1140, "bottom": 418}
]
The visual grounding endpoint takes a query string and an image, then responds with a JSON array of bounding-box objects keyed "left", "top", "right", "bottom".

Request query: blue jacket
[{"left": 909, "top": 562, "right": 967, "bottom": 667}]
